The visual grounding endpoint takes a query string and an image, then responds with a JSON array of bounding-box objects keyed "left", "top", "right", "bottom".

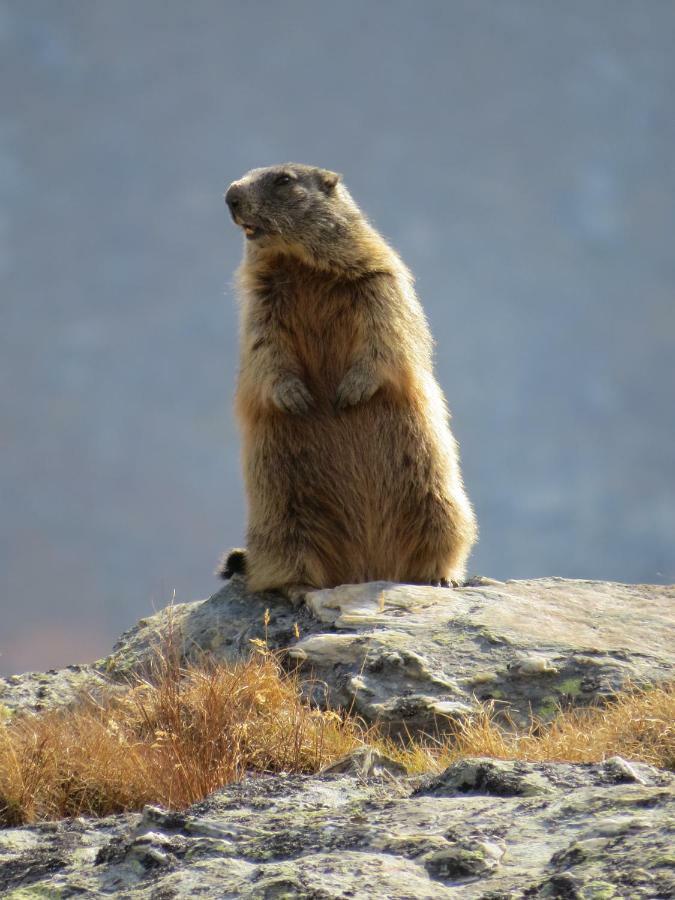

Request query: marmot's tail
[{"left": 216, "top": 547, "right": 248, "bottom": 580}]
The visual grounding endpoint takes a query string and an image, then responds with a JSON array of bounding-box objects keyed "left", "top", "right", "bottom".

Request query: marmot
[{"left": 219, "top": 163, "right": 477, "bottom": 593}]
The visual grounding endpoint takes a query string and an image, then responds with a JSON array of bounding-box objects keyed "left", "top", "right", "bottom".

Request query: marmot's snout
[
  {"left": 225, "top": 181, "right": 263, "bottom": 240},
  {"left": 225, "top": 182, "right": 244, "bottom": 221}
]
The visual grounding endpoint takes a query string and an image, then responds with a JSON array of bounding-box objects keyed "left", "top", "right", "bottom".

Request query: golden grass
[
  {"left": 1, "top": 641, "right": 672, "bottom": 828},
  {"left": 0, "top": 647, "right": 363, "bottom": 826},
  {"left": 379, "top": 684, "right": 675, "bottom": 775}
]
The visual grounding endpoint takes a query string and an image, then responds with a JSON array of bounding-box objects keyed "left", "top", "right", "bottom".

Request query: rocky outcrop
[
  {"left": 2, "top": 578, "right": 672, "bottom": 735},
  {"left": 1, "top": 756, "right": 673, "bottom": 898},
  {"left": 1, "top": 577, "right": 673, "bottom": 898}
]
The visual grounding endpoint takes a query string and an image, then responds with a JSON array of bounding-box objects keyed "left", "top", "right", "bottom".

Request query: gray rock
[
  {"left": 320, "top": 747, "right": 408, "bottom": 778},
  {"left": 0, "top": 761, "right": 672, "bottom": 898},
  {"left": 293, "top": 577, "right": 673, "bottom": 731},
  {"left": 0, "top": 664, "right": 114, "bottom": 716},
  {"left": 1, "top": 577, "right": 672, "bottom": 736},
  {"left": 1, "top": 577, "right": 673, "bottom": 897},
  {"left": 601, "top": 755, "right": 649, "bottom": 786},
  {"left": 418, "top": 757, "right": 555, "bottom": 797}
]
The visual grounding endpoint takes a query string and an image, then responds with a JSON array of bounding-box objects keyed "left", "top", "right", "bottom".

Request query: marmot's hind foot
[
  {"left": 216, "top": 548, "right": 248, "bottom": 580},
  {"left": 281, "top": 583, "right": 315, "bottom": 608},
  {"left": 430, "top": 578, "right": 461, "bottom": 588}
]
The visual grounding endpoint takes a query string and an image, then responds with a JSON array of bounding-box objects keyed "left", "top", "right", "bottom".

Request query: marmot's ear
[{"left": 317, "top": 168, "right": 341, "bottom": 194}]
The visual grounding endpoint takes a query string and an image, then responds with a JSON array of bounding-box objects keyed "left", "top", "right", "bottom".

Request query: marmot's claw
[
  {"left": 272, "top": 377, "right": 314, "bottom": 414},
  {"left": 335, "top": 369, "right": 378, "bottom": 409}
]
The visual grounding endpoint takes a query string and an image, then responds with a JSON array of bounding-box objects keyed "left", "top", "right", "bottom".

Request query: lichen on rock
[{"left": 0, "top": 761, "right": 672, "bottom": 898}]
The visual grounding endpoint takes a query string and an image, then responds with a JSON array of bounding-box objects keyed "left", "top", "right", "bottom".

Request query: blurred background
[{"left": 1, "top": 0, "right": 674, "bottom": 675}]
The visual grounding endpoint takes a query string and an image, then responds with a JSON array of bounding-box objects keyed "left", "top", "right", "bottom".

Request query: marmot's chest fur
[{"left": 259, "top": 265, "right": 364, "bottom": 404}]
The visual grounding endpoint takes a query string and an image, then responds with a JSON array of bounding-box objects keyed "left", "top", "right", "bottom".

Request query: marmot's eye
[{"left": 275, "top": 173, "right": 292, "bottom": 187}]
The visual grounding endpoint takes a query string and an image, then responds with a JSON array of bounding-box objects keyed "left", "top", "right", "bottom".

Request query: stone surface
[
  {"left": 292, "top": 577, "right": 674, "bottom": 730},
  {"left": 0, "top": 664, "right": 112, "bottom": 717},
  {"left": 1, "top": 578, "right": 673, "bottom": 897},
  {"left": 0, "top": 758, "right": 673, "bottom": 898},
  {"left": 1, "top": 578, "right": 673, "bottom": 735}
]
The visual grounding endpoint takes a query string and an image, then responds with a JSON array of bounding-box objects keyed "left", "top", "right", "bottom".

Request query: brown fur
[{"left": 221, "top": 164, "right": 477, "bottom": 592}]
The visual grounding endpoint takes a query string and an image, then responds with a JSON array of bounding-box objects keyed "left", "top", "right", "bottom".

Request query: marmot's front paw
[
  {"left": 335, "top": 367, "right": 379, "bottom": 409},
  {"left": 271, "top": 376, "right": 314, "bottom": 414}
]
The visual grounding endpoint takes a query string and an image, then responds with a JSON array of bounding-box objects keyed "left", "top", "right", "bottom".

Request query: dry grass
[
  {"left": 0, "top": 645, "right": 363, "bottom": 826},
  {"left": 380, "top": 684, "right": 675, "bottom": 775},
  {"left": 1, "top": 638, "right": 673, "bottom": 828}
]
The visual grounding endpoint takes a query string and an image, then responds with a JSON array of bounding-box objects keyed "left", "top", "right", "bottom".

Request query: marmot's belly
[{"left": 244, "top": 395, "right": 456, "bottom": 578}]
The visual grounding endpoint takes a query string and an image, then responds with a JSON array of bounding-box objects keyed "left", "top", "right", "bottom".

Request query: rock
[
  {"left": 601, "top": 755, "right": 649, "bottom": 785},
  {"left": 321, "top": 747, "right": 407, "bottom": 778},
  {"left": 418, "top": 757, "right": 555, "bottom": 797},
  {"left": 424, "top": 840, "right": 501, "bottom": 881},
  {"left": 1, "top": 577, "right": 673, "bottom": 897},
  {"left": 0, "top": 761, "right": 672, "bottom": 898},
  {"left": 291, "top": 577, "right": 673, "bottom": 731},
  {"left": 1, "top": 578, "right": 672, "bottom": 736},
  {"left": 0, "top": 665, "right": 116, "bottom": 717}
]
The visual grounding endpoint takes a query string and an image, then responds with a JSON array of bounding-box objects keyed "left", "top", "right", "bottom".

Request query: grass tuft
[
  {"left": 378, "top": 684, "right": 675, "bottom": 775},
  {"left": 0, "top": 647, "right": 363, "bottom": 826}
]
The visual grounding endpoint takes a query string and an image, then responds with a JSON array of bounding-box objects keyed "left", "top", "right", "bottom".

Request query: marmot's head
[
  {"left": 225, "top": 163, "right": 345, "bottom": 246},
  {"left": 225, "top": 163, "right": 397, "bottom": 275}
]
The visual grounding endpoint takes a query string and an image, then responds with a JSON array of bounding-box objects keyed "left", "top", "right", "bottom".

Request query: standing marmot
[{"left": 219, "top": 163, "right": 477, "bottom": 593}]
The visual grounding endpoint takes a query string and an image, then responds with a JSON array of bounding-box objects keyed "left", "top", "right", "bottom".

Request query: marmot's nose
[{"left": 225, "top": 183, "right": 243, "bottom": 219}]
